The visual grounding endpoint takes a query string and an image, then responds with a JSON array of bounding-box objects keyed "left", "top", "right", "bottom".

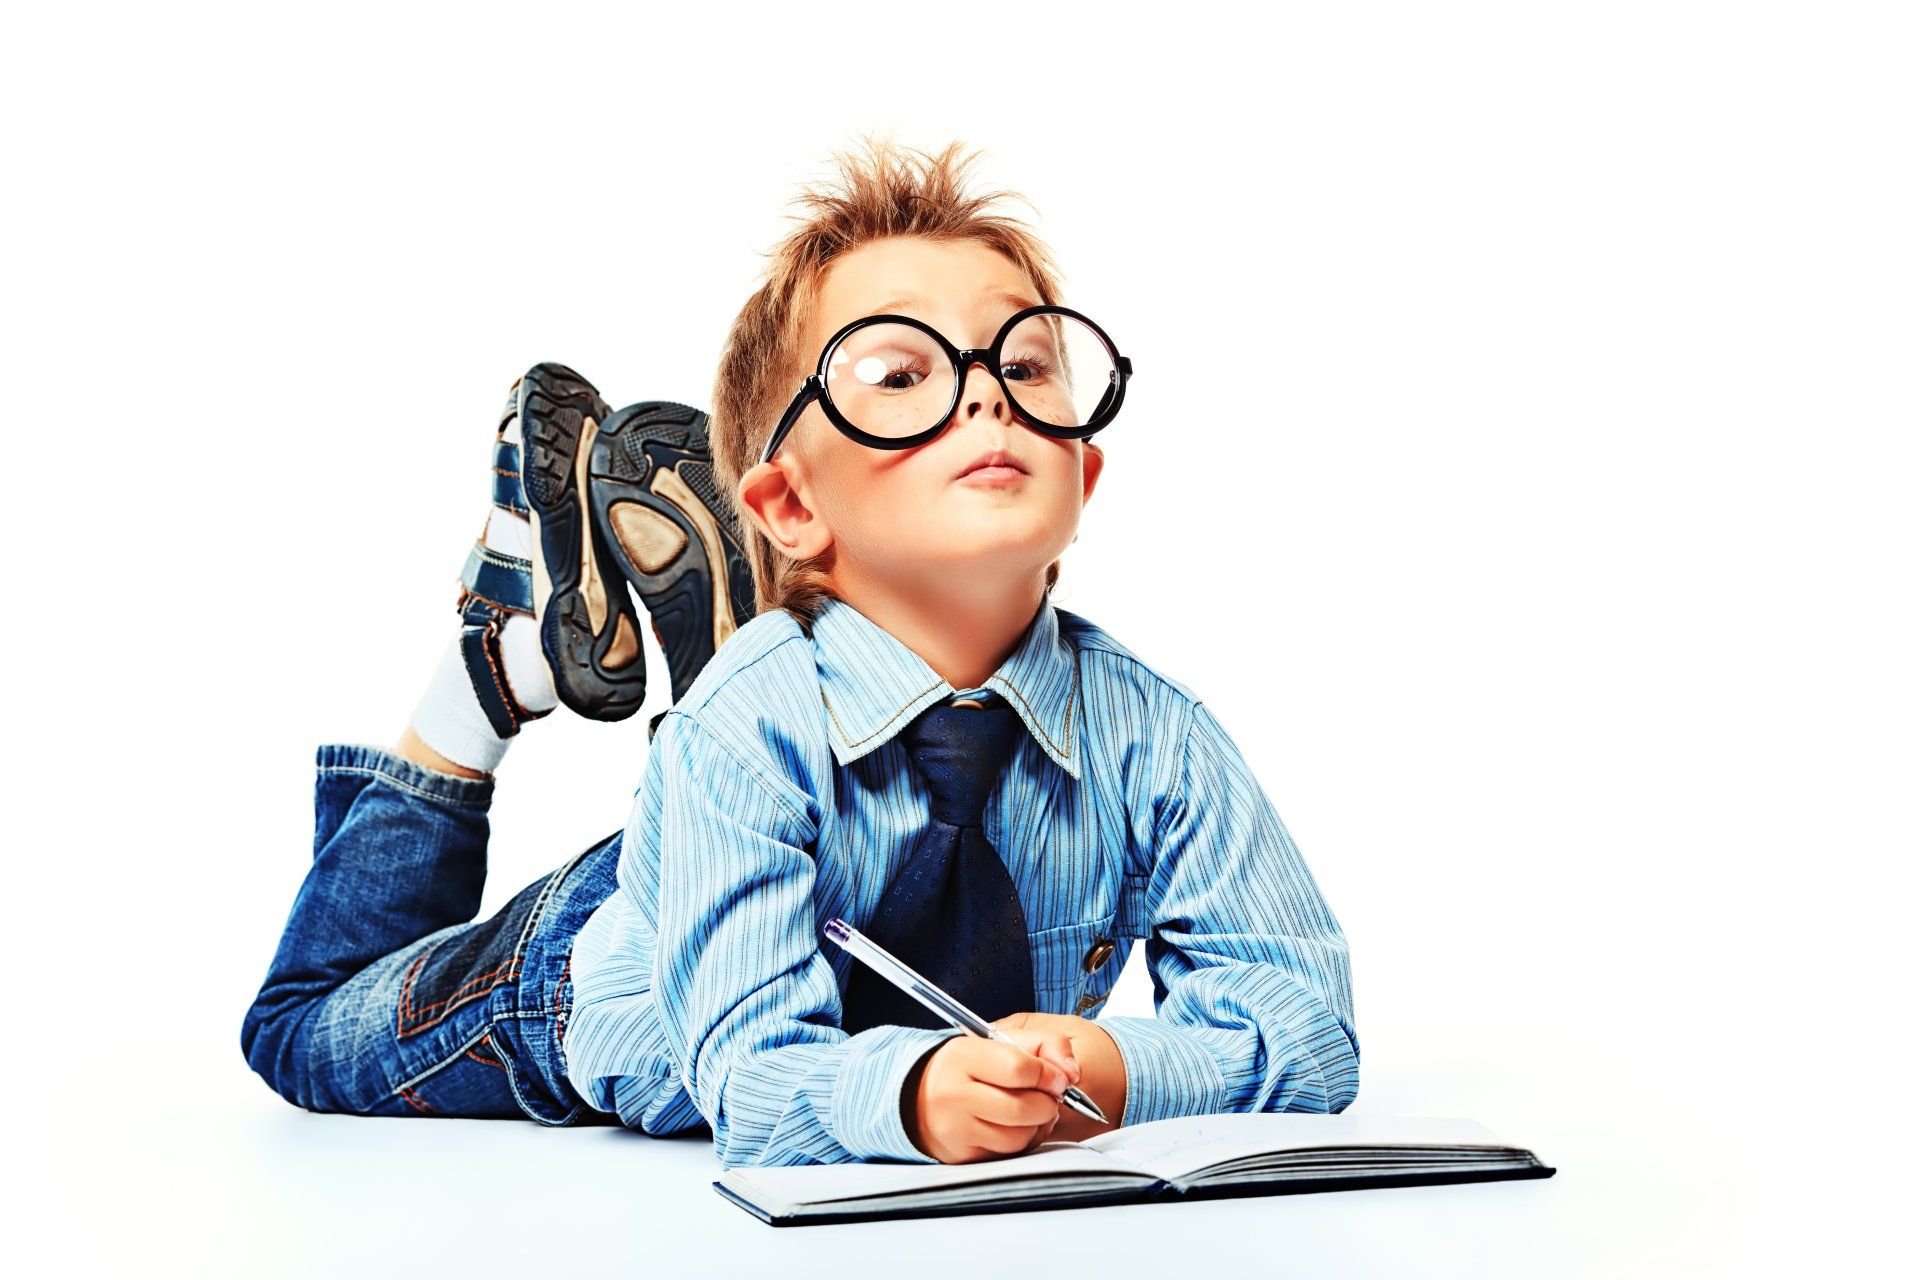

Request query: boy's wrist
[
  {"left": 1082, "top": 1021, "right": 1127, "bottom": 1125},
  {"left": 900, "top": 1041, "right": 944, "bottom": 1157},
  {"left": 831, "top": 1023, "right": 963, "bottom": 1164}
]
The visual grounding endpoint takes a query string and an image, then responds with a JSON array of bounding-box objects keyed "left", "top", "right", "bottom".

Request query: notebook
[{"left": 714, "top": 1112, "right": 1556, "bottom": 1226}]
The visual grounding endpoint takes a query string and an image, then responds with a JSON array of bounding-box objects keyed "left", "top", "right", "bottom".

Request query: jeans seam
[
  {"left": 393, "top": 850, "right": 586, "bottom": 1041},
  {"left": 396, "top": 945, "right": 523, "bottom": 1037},
  {"left": 493, "top": 1020, "right": 585, "bottom": 1127},
  {"left": 387, "top": 1020, "right": 501, "bottom": 1099},
  {"left": 551, "top": 957, "right": 574, "bottom": 1077},
  {"left": 510, "top": 847, "right": 588, "bottom": 974},
  {"left": 466, "top": 1032, "right": 507, "bottom": 1071},
  {"left": 378, "top": 847, "right": 601, "bottom": 1120},
  {"left": 319, "top": 762, "right": 493, "bottom": 810}
]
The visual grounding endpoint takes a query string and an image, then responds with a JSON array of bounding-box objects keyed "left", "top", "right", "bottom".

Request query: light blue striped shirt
[{"left": 563, "top": 593, "right": 1358, "bottom": 1168}]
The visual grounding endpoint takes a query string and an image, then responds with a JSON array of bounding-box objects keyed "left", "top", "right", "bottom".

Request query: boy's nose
[{"left": 957, "top": 362, "right": 1012, "bottom": 422}]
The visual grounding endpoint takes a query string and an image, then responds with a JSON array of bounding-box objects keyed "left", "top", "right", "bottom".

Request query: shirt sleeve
[
  {"left": 646, "top": 710, "right": 966, "bottom": 1168},
  {"left": 1096, "top": 700, "right": 1360, "bottom": 1127}
]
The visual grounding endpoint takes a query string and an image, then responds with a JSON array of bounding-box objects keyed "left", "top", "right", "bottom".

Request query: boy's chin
[{"left": 915, "top": 533, "right": 1065, "bottom": 578}]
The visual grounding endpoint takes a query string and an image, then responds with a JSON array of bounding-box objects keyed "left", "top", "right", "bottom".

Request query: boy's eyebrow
[{"left": 869, "top": 289, "right": 1042, "bottom": 318}]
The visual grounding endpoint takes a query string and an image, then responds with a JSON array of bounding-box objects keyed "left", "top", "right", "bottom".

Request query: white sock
[{"left": 410, "top": 634, "right": 514, "bottom": 773}]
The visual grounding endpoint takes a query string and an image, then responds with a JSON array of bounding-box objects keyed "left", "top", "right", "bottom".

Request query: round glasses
[{"left": 758, "top": 304, "right": 1133, "bottom": 465}]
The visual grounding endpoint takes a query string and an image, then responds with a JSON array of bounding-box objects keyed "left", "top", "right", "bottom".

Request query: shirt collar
[{"left": 811, "top": 594, "right": 1082, "bottom": 781}]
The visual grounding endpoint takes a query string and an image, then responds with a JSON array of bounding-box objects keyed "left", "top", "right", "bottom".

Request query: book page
[
  {"left": 720, "top": 1142, "right": 1154, "bottom": 1215},
  {"left": 1082, "top": 1113, "right": 1512, "bottom": 1185}
]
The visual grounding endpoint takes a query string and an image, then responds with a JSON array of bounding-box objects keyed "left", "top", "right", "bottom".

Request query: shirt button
[{"left": 1082, "top": 937, "right": 1114, "bottom": 973}]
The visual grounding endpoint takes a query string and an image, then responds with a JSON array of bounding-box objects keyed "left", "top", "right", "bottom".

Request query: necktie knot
[{"left": 898, "top": 696, "right": 1025, "bottom": 828}]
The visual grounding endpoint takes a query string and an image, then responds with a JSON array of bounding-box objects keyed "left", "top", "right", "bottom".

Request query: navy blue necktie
[{"left": 840, "top": 695, "right": 1036, "bottom": 1035}]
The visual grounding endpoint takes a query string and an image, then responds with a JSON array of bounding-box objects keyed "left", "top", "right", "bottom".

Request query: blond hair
[{"left": 707, "top": 132, "right": 1070, "bottom": 635}]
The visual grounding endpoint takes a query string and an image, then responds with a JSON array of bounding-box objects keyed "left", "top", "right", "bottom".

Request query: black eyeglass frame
[{"left": 757, "top": 303, "right": 1134, "bottom": 466}]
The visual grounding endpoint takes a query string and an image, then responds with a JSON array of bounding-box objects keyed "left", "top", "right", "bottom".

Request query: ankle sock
[{"left": 408, "top": 612, "right": 555, "bottom": 772}]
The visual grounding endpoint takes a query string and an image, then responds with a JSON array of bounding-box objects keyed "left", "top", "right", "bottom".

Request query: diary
[{"left": 714, "top": 1112, "right": 1555, "bottom": 1226}]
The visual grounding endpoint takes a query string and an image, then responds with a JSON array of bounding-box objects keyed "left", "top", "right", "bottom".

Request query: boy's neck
[{"left": 828, "top": 565, "right": 1047, "bottom": 691}]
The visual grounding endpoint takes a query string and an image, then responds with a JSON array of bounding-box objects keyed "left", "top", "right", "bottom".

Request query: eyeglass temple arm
[{"left": 760, "top": 380, "right": 820, "bottom": 465}]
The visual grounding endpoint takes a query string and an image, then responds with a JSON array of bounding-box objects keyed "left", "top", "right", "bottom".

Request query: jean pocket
[
  {"left": 389, "top": 1030, "right": 525, "bottom": 1119},
  {"left": 396, "top": 871, "right": 554, "bottom": 1039}
]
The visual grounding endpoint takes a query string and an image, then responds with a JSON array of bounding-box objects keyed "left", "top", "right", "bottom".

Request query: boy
[{"left": 241, "top": 136, "right": 1359, "bottom": 1169}]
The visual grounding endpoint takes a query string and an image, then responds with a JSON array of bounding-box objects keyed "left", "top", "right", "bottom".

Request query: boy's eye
[
  {"left": 849, "top": 354, "right": 929, "bottom": 391},
  {"left": 1001, "top": 354, "right": 1055, "bottom": 383}
]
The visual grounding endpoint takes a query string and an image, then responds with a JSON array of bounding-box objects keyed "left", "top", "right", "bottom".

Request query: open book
[{"left": 714, "top": 1113, "right": 1556, "bottom": 1226}]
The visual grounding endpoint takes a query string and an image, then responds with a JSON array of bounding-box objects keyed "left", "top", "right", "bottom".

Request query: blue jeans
[{"left": 240, "top": 743, "right": 640, "bottom": 1127}]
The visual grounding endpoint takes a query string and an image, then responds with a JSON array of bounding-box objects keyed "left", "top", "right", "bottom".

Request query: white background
[{"left": 8, "top": 2, "right": 1914, "bottom": 1275}]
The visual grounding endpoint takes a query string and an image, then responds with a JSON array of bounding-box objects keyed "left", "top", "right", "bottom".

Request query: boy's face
[{"left": 741, "top": 235, "right": 1104, "bottom": 602}]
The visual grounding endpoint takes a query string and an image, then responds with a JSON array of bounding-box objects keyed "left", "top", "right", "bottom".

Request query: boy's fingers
[
  {"left": 1035, "top": 1032, "right": 1081, "bottom": 1084},
  {"left": 965, "top": 1041, "right": 1069, "bottom": 1095},
  {"left": 962, "top": 1114, "right": 1049, "bottom": 1156},
  {"left": 994, "top": 1025, "right": 1080, "bottom": 1085},
  {"left": 967, "top": 1079, "right": 1065, "bottom": 1128}
]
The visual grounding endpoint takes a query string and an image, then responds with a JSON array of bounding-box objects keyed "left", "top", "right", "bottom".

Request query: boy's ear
[
  {"left": 737, "top": 460, "right": 833, "bottom": 562},
  {"left": 1080, "top": 441, "right": 1105, "bottom": 505}
]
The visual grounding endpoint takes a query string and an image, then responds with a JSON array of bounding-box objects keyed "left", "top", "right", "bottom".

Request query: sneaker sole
[
  {"left": 588, "top": 401, "right": 757, "bottom": 704},
  {"left": 518, "top": 363, "right": 649, "bottom": 722}
]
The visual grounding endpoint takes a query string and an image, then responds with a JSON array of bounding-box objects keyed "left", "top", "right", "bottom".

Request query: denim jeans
[{"left": 240, "top": 743, "right": 634, "bottom": 1126}]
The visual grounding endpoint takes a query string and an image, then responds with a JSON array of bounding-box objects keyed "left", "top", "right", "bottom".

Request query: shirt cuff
[
  {"left": 1097, "top": 1015, "right": 1254, "bottom": 1127},
  {"left": 829, "top": 1024, "right": 968, "bottom": 1163}
]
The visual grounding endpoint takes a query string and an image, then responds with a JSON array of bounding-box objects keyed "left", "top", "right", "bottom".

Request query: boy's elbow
[
  {"left": 1327, "top": 1031, "right": 1361, "bottom": 1113},
  {"left": 708, "top": 1106, "right": 840, "bottom": 1171},
  {"left": 1265, "top": 1026, "right": 1360, "bottom": 1116},
  {"left": 1326, "top": 1065, "right": 1359, "bottom": 1114},
  {"left": 1322, "top": 1021, "right": 1361, "bottom": 1113}
]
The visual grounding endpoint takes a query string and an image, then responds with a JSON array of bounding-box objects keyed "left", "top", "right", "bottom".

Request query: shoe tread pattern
[
  {"left": 589, "top": 401, "right": 758, "bottom": 705},
  {"left": 517, "top": 363, "right": 648, "bottom": 722}
]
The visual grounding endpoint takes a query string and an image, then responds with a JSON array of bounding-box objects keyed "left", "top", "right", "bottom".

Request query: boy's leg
[
  {"left": 239, "top": 371, "right": 590, "bottom": 1115},
  {"left": 241, "top": 743, "right": 509, "bottom": 1115},
  {"left": 240, "top": 742, "right": 618, "bottom": 1121},
  {"left": 238, "top": 369, "right": 744, "bottom": 1120}
]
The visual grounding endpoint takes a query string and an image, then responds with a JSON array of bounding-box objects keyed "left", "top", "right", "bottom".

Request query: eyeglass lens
[{"left": 822, "top": 313, "right": 1118, "bottom": 438}]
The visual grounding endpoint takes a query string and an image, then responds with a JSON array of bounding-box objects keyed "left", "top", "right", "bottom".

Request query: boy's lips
[{"left": 954, "top": 448, "right": 1029, "bottom": 480}]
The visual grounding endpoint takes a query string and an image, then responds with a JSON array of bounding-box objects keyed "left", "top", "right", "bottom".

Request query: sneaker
[
  {"left": 515, "top": 363, "right": 650, "bottom": 722},
  {"left": 587, "top": 400, "right": 757, "bottom": 707}
]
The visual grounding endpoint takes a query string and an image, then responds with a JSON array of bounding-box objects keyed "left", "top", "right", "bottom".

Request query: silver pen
[{"left": 823, "top": 916, "right": 1111, "bottom": 1125}]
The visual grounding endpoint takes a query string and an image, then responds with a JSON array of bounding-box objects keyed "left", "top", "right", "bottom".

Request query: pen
[{"left": 823, "top": 916, "right": 1111, "bottom": 1126}]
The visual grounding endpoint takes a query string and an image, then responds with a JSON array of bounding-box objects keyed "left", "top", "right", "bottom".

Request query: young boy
[{"left": 241, "top": 137, "right": 1359, "bottom": 1169}]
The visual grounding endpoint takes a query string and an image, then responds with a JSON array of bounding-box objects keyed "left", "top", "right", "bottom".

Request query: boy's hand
[
  {"left": 902, "top": 1022, "right": 1081, "bottom": 1163},
  {"left": 990, "top": 1012, "right": 1127, "bottom": 1144}
]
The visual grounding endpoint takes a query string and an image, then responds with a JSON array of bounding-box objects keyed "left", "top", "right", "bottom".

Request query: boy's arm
[
  {"left": 645, "top": 710, "right": 963, "bottom": 1168},
  {"left": 1096, "top": 699, "right": 1360, "bottom": 1127}
]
